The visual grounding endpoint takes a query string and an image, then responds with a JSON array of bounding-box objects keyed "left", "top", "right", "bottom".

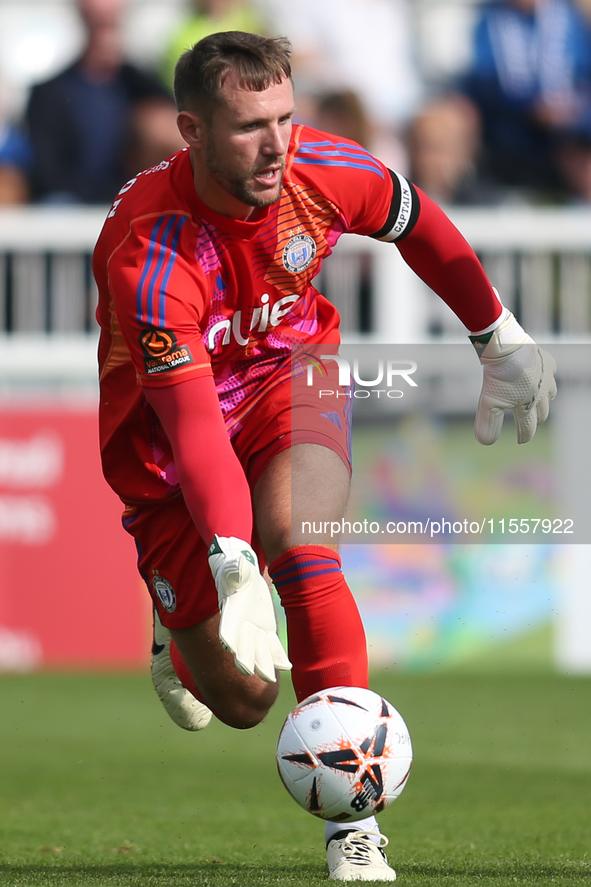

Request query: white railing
[
  {"left": 327, "top": 205, "right": 591, "bottom": 343},
  {"left": 1, "top": 204, "right": 591, "bottom": 385}
]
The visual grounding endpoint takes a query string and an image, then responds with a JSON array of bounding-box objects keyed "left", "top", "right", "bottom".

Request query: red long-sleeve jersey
[{"left": 94, "top": 124, "right": 500, "bottom": 542}]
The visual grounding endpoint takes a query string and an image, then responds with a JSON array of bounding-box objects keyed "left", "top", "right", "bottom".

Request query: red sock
[
  {"left": 169, "top": 640, "right": 208, "bottom": 705},
  {"left": 269, "top": 546, "right": 368, "bottom": 702}
]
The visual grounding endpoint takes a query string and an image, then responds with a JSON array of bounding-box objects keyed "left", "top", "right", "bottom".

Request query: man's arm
[
  {"left": 395, "top": 185, "right": 502, "bottom": 332},
  {"left": 390, "top": 185, "right": 557, "bottom": 443},
  {"left": 143, "top": 377, "right": 291, "bottom": 681},
  {"left": 143, "top": 375, "right": 252, "bottom": 544}
]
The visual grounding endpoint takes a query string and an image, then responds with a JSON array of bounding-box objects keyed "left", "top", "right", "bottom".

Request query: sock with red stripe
[{"left": 269, "top": 545, "right": 368, "bottom": 702}]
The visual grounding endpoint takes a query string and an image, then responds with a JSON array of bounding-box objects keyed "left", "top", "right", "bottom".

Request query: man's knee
[
  {"left": 170, "top": 616, "right": 281, "bottom": 729},
  {"left": 254, "top": 444, "right": 350, "bottom": 561},
  {"left": 211, "top": 678, "right": 280, "bottom": 729}
]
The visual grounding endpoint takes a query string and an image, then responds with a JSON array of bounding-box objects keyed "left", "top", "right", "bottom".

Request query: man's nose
[{"left": 263, "top": 123, "right": 288, "bottom": 155}]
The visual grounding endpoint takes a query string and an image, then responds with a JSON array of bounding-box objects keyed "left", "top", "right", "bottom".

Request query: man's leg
[
  {"left": 151, "top": 607, "right": 213, "bottom": 731},
  {"left": 168, "top": 444, "right": 362, "bottom": 728},
  {"left": 254, "top": 442, "right": 349, "bottom": 560},
  {"left": 162, "top": 444, "right": 358, "bottom": 727},
  {"left": 253, "top": 443, "right": 369, "bottom": 701},
  {"left": 124, "top": 497, "right": 279, "bottom": 731},
  {"left": 254, "top": 444, "right": 397, "bottom": 881},
  {"left": 169, "top": 612, "right": 279, "bottom": 730}
]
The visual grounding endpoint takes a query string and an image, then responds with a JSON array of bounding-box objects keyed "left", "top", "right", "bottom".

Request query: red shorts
[{"left": 122, "top": 373, "right": 352, "bottom": 629}]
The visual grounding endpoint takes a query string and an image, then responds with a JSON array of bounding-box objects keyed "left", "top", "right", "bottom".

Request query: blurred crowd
[{"left": 3, "top": 0, "right": 591, "bottom": 207}]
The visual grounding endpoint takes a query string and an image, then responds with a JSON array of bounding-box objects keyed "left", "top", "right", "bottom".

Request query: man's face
[{"left": 200, "top": 72, "right": 295, "bottom": 211}]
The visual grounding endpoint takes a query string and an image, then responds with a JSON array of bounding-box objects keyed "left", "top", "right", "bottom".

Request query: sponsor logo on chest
[{"left": 206, "top": 291, "right": 300, "bottom": 352}]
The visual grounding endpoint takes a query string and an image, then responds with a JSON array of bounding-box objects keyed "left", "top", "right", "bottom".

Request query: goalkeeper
[{"left": 93, "top": 31, "right": 556, "bottom": 883}]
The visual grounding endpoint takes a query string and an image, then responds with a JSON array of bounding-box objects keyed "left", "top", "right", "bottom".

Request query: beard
[{"left": 204, "top": 142, "right": 285, "bottom": 208}]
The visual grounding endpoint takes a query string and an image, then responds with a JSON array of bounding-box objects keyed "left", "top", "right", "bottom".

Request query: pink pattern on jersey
[
  {"left": 287, "top": 289, "right": 320, "bottom": 337},
  {"left": 292, "top": 317, "right": 319, "bottom": 335},
  {"left": 203, "top": 272, "right": 231, "bottom": 355},
  {"left": 195, "top": 224, "right": 222, "bottom": 276},
  {"left": 326, "top": 214, "right": 348, "bottom": 249},
  {"left": 214, "top": 343, "right": 294, "bottom": 436}
]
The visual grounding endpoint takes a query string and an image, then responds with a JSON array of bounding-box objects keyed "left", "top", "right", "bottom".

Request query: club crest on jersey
[
  {"left": 283, "top": 234, "right": 317, "bottom": 274},
  {"left": 152, "top": 573, "right": 176, "bottom": 612}
]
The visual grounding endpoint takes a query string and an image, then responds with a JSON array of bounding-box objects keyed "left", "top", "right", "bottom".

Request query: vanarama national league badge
[
  {"left": 140, "top": 326, "right": 194, "bottom": 376},
  {"left": 283, "top": 234, "right": 317, "bottom": 273}
]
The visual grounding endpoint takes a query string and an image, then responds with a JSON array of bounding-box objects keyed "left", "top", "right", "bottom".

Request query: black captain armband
[{"left": 370, "top": 170, "right": 420, "bottom": 243}]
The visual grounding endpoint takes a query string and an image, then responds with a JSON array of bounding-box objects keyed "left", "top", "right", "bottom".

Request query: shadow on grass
[{"left": 1, "top": 860, "right": 590, "bottom": 885}]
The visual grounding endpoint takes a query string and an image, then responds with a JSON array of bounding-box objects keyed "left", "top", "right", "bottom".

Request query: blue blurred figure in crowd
[
  {"left": 460, "top": 0, "right": 591, "bottom": 198},
  {"left": 0, "top": 90, "right": 32, "bottom": 204},
  {"left": 25, "top": 0, "right": 175, "bottom": 204}
]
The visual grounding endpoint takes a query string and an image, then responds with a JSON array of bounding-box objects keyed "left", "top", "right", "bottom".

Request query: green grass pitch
[{"left": 0, "top": 669, "right": 589, "bottom": 886}]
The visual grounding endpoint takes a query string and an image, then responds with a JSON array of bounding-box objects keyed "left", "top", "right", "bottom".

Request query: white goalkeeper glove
[
  {"left": 470, "top": 309, "right": 557, "bottom": 445},
  {"left": 207, "top": 535, "right": 292, "bottom": 683}
]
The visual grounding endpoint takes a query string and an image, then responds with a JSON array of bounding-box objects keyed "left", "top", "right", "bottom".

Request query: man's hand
[
  {"left": 208, "top": 535, "right": 292, "bottom": 683},
  {"left": 470, "top": 310, "right": 557, "bottom": 445}
]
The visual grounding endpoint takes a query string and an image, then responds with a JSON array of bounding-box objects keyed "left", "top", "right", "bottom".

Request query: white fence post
[
  {"left": 551, "top": 377, "right": 591, "bottom": 672},
  {"left": 372, "top": 242, "right": 432, "bottom": 343},
  {"left": 555, "top": 548, "right": 591, "bottom": 672}
]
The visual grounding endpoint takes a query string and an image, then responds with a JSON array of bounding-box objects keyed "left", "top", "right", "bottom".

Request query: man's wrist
[
  {"left": 469, "top": 309, "right": 532, "bottom": 360},
  {"left": 470, "top": 304, "right": 510, "bottom": 339}
]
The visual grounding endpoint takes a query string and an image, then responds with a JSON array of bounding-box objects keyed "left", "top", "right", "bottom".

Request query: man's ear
[{"left": 177, "top": 110, "right": 205, "bottom": 149}]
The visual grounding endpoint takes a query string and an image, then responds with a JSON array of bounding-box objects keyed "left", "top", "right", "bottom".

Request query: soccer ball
[{"left": 276, "top": 686, "right": 412, "bottom": 822}]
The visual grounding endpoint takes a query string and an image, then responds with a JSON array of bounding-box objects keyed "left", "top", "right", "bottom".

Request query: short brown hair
[{"left": 174, "top": 31, "right": 292, "bottom": 119}]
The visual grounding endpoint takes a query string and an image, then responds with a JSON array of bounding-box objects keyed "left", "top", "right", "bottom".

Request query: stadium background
[
  {"left": 1, "top": 6, "right": 590, "bottom": 887},
  {"left": 0, "top": 0, "right": 590, "bottom": 678}
]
